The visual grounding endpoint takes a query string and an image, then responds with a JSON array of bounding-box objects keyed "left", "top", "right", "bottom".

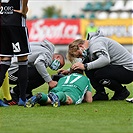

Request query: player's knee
[
  {"left": 94, "top": 72, "right": 111, "bottom": 86},
  {"left": 99, "top": 79, "right": 111, "bottom": 86}
]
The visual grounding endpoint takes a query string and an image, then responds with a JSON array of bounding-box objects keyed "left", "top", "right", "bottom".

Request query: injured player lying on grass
[{"left": 25, "top": 68, "right": 93, "bottom": 108}]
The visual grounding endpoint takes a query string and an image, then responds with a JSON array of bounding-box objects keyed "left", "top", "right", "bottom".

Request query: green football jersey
[
  {"left": 51, "top": 73, "right": 91, "bottom": 104},
  {"left": 58, "top": 73, "right": 91, "bottom": 91}
]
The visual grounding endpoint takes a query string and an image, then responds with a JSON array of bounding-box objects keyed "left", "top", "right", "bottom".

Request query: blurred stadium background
[{"left": 27, "top": 0, "right": 133, "bottom": 59}]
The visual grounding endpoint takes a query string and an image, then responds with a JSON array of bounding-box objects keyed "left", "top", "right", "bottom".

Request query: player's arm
[
  {"left": 58, "top": 69, "right": 70, "bottom": 75},
  {"left": 35, "top": 61, "right": 58, "bottom": 89},
  {"left": 14, "top": 0, "right": 28, "bottom": 17},
  {"left": 34, "top": 55, "right": 58, "bottom": 89},
  {"left": 21, "top": 0, "right": 28, "bottom": 17},
  {"left": 72, "top": 51, "right": 110, "bottom": 71},
  {"left": 84, "top": 91, "right": 93, "bottom": 103}
]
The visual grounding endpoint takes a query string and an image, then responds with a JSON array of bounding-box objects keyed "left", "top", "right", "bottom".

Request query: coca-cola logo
[{"left": 29, "top": 19, "right": 79, "bottom": 41}]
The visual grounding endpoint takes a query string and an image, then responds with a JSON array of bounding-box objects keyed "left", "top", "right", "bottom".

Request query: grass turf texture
[{"left": 0, "top": 63, "right": 133, "bottom": 133}]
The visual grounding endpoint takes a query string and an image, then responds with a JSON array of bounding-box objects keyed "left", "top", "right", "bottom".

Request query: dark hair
[{"left": 70, "top": 68, "right": 83, "bottom": 75}]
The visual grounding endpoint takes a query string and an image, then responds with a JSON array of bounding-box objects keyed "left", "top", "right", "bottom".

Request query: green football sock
[{"left": 38, "top": 93, "right": 48, "bottom": 105}]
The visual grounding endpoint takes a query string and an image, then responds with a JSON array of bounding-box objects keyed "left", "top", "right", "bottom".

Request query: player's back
[{"left": 58, "top": 73, "right": 91, "bottom": 92}]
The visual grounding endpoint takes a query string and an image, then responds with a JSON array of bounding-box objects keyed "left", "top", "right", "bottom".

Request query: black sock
[
  {"left": 18, "top": 63, "right": 28, "bottom": 101},
  {"left": 13, "top": 86, "right": 20, "bottom": 95}
]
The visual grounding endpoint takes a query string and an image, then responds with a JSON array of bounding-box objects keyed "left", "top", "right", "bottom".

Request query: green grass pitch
[{"left": 0, "top": 63, "right": 133, "bottom": 133}]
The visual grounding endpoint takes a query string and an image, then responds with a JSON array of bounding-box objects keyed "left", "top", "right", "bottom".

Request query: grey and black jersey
[
  {"left": 1, "top": 0, "right": 26, "bottom": 27},
  {"left": 85, "top": 30, "right": 133, "bottom": 71}
]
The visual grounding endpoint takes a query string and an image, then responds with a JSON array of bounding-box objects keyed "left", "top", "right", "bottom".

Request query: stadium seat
[
  {"left": 82, "top": 2, "right": 93, "bottom": 11},
  {"left": 32, "top": 15, "right": 38, "bottom": 19},
  {"left": 93, "top": 2, "right": 103, "bottom": 11},
  {"left": 43, "top": 15, "right": 48, "bottom": 18},
  {"left": 71, "top": 14, "right": 77, "bottom": 18},
  {"left": 119, "top": 12, "right": 130, "bottom": 19},
  {"left": 52, "top": 14, "right": 59, "bottom": 19},
  {"left": 123, "top": 1, "right": 133, "bottom": 11},
  {"left": 79, "top": 14, "right": 85, "bottom": 18},
  {"left": 108, "top": 12, "right": 119, "bottom": 19},
  {"left": 110, "top": 0, "right": 125, "bottom": 11},
  {"left": 62, "top": 15, "right": 68, "bottom": 18},
  {"left": 97, "top": 11, "right": 108, "bottom": 19},
  {"left": 103, "top": 1, "right": 113, "bottom": 11},
  {"left": 89, "top": 12, "right": 96, "bottom": 19}
]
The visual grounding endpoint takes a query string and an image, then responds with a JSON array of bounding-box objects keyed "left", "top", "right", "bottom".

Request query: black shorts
[{"left": 0, "top": 26, "right": 31, "bottom": 57}]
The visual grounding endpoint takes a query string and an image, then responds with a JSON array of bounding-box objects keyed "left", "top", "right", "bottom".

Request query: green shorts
[{"left": 50, "top": 86, "right": 84, "bottom": 104}]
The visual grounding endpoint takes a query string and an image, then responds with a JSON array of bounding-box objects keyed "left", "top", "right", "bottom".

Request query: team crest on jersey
[{"left": 12, "top": 42, "right": 21, "bottom": 53}]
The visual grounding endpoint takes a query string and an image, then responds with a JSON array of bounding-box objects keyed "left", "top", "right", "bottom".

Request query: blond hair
[{"left": 67, "top": 39, "right": 85, "bottom": 63}]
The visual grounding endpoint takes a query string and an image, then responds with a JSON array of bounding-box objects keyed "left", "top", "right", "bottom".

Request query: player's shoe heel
[
  {"left": 126, "top": 98, "right": 133, "bottom": 103},
  {"left": 0, "top": 99, "right": 9, "bottom": 107},
  {"left": 18, "top": 98, "right": 26, "bottom": 106},
  {"left": 48, "top": 92, "right": 60, "bottom": 107},
  {"left": 25, "top": 93, "right": 42, "bottom": 108},
  {"left": 25, "top": 96, "right": 36, "bottom": 108}
]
